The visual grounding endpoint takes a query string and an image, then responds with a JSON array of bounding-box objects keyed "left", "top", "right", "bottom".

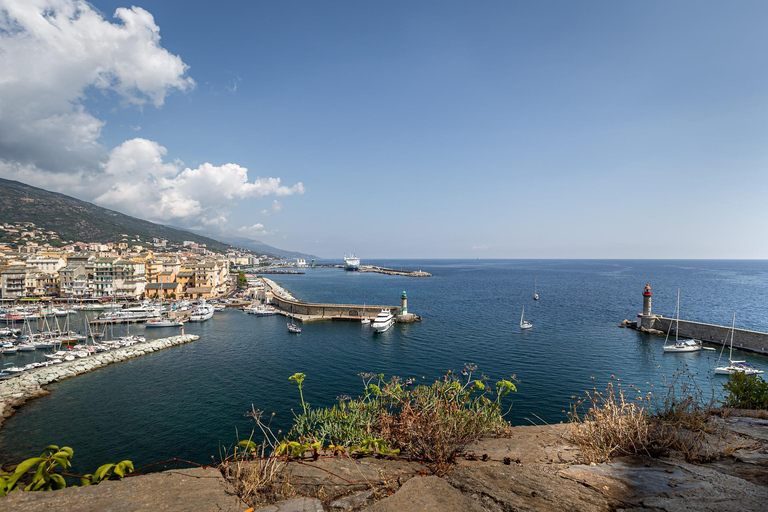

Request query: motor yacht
[{"left": 372, "top": 310, "right": 395, "bottom": 333}]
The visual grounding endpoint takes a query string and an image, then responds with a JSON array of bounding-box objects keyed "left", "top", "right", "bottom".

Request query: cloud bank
[{"left": 0, "top": 0, "right": 302, "bottom": 230}]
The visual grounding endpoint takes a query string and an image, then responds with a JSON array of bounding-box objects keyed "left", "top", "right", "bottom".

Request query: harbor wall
[
  {"left": 651, "top": 317, "right": 768, "bottom": 356},
  {"left": 0, "top": 334, "right": 200, "bottom": 430},
  {"left": 271, "top": 296, "right": 399, "bottom": 320}
]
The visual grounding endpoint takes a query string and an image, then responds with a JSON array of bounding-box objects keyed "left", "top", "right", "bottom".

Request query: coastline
[{"left": 0, "top": 334, "right": 201, "bottom": 430}]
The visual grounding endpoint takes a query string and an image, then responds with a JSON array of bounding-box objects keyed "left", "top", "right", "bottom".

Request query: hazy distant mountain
[
  {"left": 194, "top": 233, "right": 317, "bottom": 260},
  {"left": 0, "top": 177, "right": 230, "bottom": 251}
]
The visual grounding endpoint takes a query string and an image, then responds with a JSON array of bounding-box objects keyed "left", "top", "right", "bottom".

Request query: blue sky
[{"left": 2, "top": 1, "right": 767, "bottom": 259}]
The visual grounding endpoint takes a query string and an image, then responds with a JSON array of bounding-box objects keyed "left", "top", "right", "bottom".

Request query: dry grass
[
  {"left": 218, "top": 408, "right": 295, "bottom": 507},
  {"left": 568, "top": 374, "right": 726, "bottom": 464}
]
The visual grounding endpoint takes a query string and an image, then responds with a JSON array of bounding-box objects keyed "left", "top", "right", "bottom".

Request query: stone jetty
[{"left": 0, "top": 334, "right": 200, "bottom": 429}]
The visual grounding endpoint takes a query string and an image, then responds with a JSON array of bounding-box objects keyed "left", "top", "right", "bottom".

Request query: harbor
[
  {"left": 261, "top": 278, "right": 421, "bottom": 323},
  {"left": 0, "top": 334, "right": 199, "bottom": 429},
  {"left": 1, "top": 260, "right": 767, "bottom": 477},
  {"left": 626, "top": 284, "right": 768, "bottom": 356}
]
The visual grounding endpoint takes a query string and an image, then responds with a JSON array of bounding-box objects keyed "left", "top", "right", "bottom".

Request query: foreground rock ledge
[{"left": 2, "top": 416, "right": 767, "bottom": 511}]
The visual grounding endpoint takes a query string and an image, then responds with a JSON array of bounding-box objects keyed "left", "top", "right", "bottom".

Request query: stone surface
[
  {"left": 562, "top": 458, "right": 768, "bottom": 512},
  {"left": 445, "top": 463, "right": 617, "bottom": 511},
  {"left": 365, "top": 475, "right": 486, "bottom": 512},
  {"left": 273, "top": 457, "right": 426, "bottom": 500},
  {"left": 329, "top": 489, "right": 374, "bottom": 510},
  {"left": 0, "top": 467, "right": 244, "bottom": 512},
  {"left": 460, "top": 424, "right": 580, "bottom": 465},
  {"left": 256, "top": 496, "right": 324, "bottom": 511}
]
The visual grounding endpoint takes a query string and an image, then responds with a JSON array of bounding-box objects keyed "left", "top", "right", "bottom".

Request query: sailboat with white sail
[
  {"left": 715, "top": 313, "right": 764, "bottom": 375},
  {"left": 287, "top": 304, "right": 301, "bottom": 334},
  {"left": 663, "top": 289, "right": 702, "bottom": 353},
  {"left": 533, "top": 279, "right": 539, "bottom": 301},
  {"left": 520, "top": 307, "right": 532, "bottom": 329}
]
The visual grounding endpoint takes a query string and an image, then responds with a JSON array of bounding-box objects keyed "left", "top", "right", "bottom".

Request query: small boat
[
  {"left": 533, "top": 279, "right": 539, "bottom": 301},
  {"left": 247, "top": 305, "right": 278, "bottom": 316},
  {"left": 361, "top": 303, "right": 370, "bottom": 324},
  {"left": 520, "top": 307, "right": 532, "bottom": 329},
  {"left": 372, "top": 309, "right": 395, "bottom": 333},
  {"left": 287, "top": 305, "right": 301, "bottom": 334},
  {"left": 213, "top": 304, "right": 226, "bottom": 312},
  {"left": 145, "top": 319, "right": 184, "bottom": 328},
  {"left": 17, "top": 343, "right": 36, "bottom": 352},
  {"left": 189, "top": 300, "right": 214, "bottom": 322},
  {"left": 715, "top": 313, "right": 764, "bottom": 375},
  {"left": 663, "top": 290, "right": 702, "bottom": 353}
]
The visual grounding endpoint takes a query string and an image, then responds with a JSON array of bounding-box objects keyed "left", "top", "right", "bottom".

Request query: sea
[{"left": 1, "top": 259, "right": 767, "bottom": 474}]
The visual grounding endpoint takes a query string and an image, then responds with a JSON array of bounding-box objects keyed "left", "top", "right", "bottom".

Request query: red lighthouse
[{"left": 642, "top": 284, "right": 652, "bottom": 317}]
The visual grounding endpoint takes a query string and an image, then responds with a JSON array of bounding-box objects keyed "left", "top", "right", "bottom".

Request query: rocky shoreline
[
  {"left": 2, "top": 415, "right": 767, "bottom": 511},
  {"left": 0, "top": 334, "right": 200, "bottom": 429}
]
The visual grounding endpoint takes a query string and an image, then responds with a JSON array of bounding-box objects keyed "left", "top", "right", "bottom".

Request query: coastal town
[{"left": 0, "top": 221, "right": 265, "bottom": 301}]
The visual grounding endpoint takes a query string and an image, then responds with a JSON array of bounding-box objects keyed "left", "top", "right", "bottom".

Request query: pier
[
  {"left": 628, "top": 284, "right": 768, "bottom": 356},
  {"left": 262, "top": 278, "right": 421, "bottom": 323}
]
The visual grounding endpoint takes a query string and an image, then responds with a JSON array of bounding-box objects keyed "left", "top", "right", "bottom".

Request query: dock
[{"left": 262, "top": 278, "right": 421, "bottom": 323}]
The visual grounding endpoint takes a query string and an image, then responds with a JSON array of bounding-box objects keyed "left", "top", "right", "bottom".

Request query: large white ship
[{"left": 343, "top": 253, "right": 360, "bottom": 271}]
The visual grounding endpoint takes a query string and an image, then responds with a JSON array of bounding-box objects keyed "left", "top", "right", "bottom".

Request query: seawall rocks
[{"left": 0, "top": 334, "right": 200, "bottom": 429}]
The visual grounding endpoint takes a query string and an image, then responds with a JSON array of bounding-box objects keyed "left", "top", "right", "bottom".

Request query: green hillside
[{"left": 0, "top": 178, "right": 230, "bottom": 251}]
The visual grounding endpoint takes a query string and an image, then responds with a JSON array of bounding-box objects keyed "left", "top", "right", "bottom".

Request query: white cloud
[
  {"left": 94, "top": 138, "right": 304, "bottom": 226},
  {"left": 0, "top": 1, "right": 305, "bottom": 230},
  {"left": 0, "top": 0, "right": 194, "bottom": 175},
  {"left": 471, "top": 244, "right": 493, "bottom": 251},
  {"left": 238, "top": 223, "right": 275, "bottom": 237},
  {"left": 261, "top": 200, "right": 284, "bottom": 216}
]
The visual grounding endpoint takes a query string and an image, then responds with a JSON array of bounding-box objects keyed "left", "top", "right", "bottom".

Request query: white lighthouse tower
[{"left": 639, "top": 283, "right": 654, "bottom": 329}]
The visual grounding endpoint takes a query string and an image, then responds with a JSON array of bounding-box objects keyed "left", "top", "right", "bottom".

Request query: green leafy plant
[
  {"left": 281, "top": 366, "right": 515, "bottom": 474},
  {"left": 0, "top": 445, "right": 72, "bottom": 495},
  {"left": 289, "top": 373, "right": 308, "bottom": 415},
  {"left": 722, "top": 372, "right": 768, "bottom": 409},
  {"left": 80, "top": 460, "right": 134, "bottom": 486},
  {"left": 0, "top": 445, "right": 133, "bottom": 496}
]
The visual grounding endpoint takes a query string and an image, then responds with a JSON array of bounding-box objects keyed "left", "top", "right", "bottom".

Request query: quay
[
  {"left": 262, "top": 278, "right": 421, "bottom": 323},
  {"left": 0, "top": 334, "right": 200, "bottom": 430},
  {"left": 626, "top": 284, "right": 768, "bottom": 356}
]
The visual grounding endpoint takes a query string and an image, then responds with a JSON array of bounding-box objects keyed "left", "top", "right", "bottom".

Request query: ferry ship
[{"left": 343, "top": 253, "right": 360, "bottom": 271}]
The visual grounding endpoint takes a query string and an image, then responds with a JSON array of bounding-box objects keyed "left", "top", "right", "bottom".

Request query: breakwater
[
  {"left": 263, "top": 278, "right": 420, "bottom": 323},
  {"left": 359, "top": 265, "right": 432, "bottom": 277},
  {"left": 0, "top": 334, "right": 200, "bottom": 429},
  {"left": 650, "top": 317, "right": 768, "bottom": 356}
]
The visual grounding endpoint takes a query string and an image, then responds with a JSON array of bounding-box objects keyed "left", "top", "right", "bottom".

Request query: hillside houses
[{"left": 0, "top": 244, "right": 234, "bottom": 301}]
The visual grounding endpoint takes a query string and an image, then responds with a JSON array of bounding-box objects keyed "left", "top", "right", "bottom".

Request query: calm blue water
[{"left": 1, "top": 259, "right": 767, "bottom": 473}]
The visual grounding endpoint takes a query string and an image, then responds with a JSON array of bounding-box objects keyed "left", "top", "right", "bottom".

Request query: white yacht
[
  {"left": 372, "top": 309, "right": 395, "bottom": 333},
  {"left": 663, "top": 290, "right": 702, "bottom": 353},
  {"left": 145, "top": 318, "right": 184, "bottom": 328},
  {"left": 189, "top": 301, "right": 214, "bottom": 322},
  {"left": 344, "top": 254, "right": 360, "bottom": 271},
  {"left": 98, "top": 305, "right": 161, "bottom": 321},
  {"left": 715, "top": 313, "right": 764, "bottom": 375}
]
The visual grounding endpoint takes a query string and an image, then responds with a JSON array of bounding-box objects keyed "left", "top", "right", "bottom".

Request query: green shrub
[
  {"left": 722, "top": 372, "right": 768, "bottom": 409},
  {"left": 282, "top": 369, "right": 515, "bottom": 474}
]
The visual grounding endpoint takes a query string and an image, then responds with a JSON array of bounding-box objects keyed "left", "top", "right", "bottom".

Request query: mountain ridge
[{"left": 0, "top": 178, "right": 312, "bottom": 259}]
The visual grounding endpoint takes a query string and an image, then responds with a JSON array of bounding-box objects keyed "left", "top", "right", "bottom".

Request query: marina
[{"left": 1, "top": 260, "right": 767, "bottom": 475}]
